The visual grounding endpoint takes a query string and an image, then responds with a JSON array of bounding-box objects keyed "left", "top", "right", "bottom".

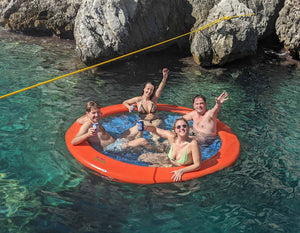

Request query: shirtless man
[
  {"left": 183, "top": 92, "right": 229, "bottom": 146},
  {"left": 72, "top": 101, "right": 151, "bottom": 151}
]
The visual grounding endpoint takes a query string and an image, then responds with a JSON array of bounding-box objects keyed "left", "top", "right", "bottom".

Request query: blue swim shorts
[{"left": 104, "top": 138, "right": 126, "bottom": 152}]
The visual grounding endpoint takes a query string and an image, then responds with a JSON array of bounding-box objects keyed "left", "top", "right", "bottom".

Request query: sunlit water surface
[{"left": 0, "top": 29, "right": 299, "bottom": 233}]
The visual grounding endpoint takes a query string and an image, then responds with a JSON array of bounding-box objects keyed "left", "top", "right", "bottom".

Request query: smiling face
[
  {"left": 87, "top": 107, "right": 102, "bottom": 123},
  {"left": 143, "top": 83, "right": 155, "bottom": 99},
  {"left": 173, "top": 118, "right": 190, "bottom": 137},
  {"left": 193, "top": 97, "right": 207, "bottom": 114}
]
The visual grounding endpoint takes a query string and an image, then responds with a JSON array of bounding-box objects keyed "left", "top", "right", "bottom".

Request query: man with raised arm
[{"left": 183, "top": 92, "right": 229, "bottom": 146}]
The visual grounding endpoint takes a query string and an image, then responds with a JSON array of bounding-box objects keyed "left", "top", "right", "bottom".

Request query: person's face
[
  {"left": 193, "top": 97, "right": 207, "bottom": 114},
  {"left": 143, "top": 83, "right": 155, "bottom": 98},
  {"left": 174, "top": 120, "right": 189, "bottom": 137},
  {"left": 87, "top": 107, "right": 102, "bottom": 123}
]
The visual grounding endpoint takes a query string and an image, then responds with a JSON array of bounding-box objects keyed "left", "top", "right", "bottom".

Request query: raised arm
[
  {"left": 210, "top": 91, "right": 229, "bottom": 118},
  {"left": 152, "top": 68, "right": 169, "bottom": 101},
  {"left": 170, "top": 140, "right": 201, "bottom": 182}
]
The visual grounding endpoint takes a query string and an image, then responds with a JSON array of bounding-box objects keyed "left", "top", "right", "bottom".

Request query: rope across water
[{"left": 0, "top": 13, "right": 255, "bottom": 100}]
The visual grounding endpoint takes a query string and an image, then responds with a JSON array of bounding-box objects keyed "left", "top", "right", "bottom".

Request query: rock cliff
[
  {"left": 0, "top": 0, "right": 299, "bottom": 66},
  {"left": 276, "top": 0, "right": 300, "bottom": 58},
  {"left": 74, "top": 0, "right": 194, "bottom": 64},
  {"left": 0, "top": 0, "right": 81, "bottom": 38}
]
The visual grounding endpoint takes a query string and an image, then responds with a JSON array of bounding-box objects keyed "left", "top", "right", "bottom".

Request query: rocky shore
[{"left": 0, "top": 0, "right": 299, "bottom": 67}]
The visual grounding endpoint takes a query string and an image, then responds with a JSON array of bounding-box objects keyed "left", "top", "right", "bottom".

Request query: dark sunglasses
[{"left": 176, "top": 124, "right": 187, "bottom": 129}]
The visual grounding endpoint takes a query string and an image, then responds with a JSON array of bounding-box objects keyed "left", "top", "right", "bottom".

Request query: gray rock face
[
  {"left": 74, "top": 0, "right": 194, "bottom": 64},
  {"left": 276, "top": 0, "right": 300, "bottom": 58},
  {"left": 189, "top": 0, "right": 286, "bottom": 66},
  {"left": 190, "top": 0, "right": 257, "bottom": 66},
  {"left": 0, "top": 0, "right": 81, "bottom": 39},
  {"left": 0, "top": 0, "right": 299, "bottom": 66}
]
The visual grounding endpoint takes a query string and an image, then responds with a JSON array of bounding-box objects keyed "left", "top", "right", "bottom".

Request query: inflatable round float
[{"left": 65, "top": 104, "right": 240, "bottom": 184}]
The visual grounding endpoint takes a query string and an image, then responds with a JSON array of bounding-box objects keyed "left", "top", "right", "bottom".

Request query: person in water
[
  {"left": 183, "top": 92, "right": 229, "bottom": 146},
  {"left": 121, "top": 68, "right": 169, "bottom": 140},
  {"left": 139, "top": 117, "right": 201, "bottom": 182},
  {"left": 72, "top": 101, "right": 153, "bottom": 152}
]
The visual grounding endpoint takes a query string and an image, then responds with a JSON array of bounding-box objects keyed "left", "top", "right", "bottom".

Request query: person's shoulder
[
  {"left": 167, "top": 131, "right": 177, "bottom": 142},
  {"left": 205, "top": 108, "right": 215, "bottom": 116},
  {"left": 134, "top": 96, "right": 142, "bottom": 102},
  {"left": 189, "top": 138, "right": 199, "bottom": 147},
  {"left": 81, "top": 120, "right": 92, "bottom": 128},
  {"left": 184, "top": 110, "right": 194, "bottom": 116},
  {"left": 76, "top": 115, "right": 88, "bottom": 124},
  {"left": 186, "top": 110, "right": 197, "bottom": 118}
]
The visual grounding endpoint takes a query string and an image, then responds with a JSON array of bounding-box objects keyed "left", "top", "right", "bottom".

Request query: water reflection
[{"left": 35, "top": 174, "right": 205, "bottom": 232}]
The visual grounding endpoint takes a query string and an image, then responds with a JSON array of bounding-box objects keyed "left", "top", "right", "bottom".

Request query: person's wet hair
[
  {"left": 193, "top": 94, "right": 206, "bottom": 104},
  {"left": 86, "top": 101, "right": 101, "bottom": 112},
  {"left": 141, "top": 81, "right": 156, "bottom": 99}
]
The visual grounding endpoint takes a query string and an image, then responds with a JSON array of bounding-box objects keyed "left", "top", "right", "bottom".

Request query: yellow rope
[{"left": 0, "top": 13, "right": 255, "bottom": 100}]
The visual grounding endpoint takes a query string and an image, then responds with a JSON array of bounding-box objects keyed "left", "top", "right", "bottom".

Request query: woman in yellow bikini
[
  {"left": 122, "top": 68, "right": 169, "bottom": 140},
  {"left": 139, "top": 117, "right": 202, "bottom": 182}
]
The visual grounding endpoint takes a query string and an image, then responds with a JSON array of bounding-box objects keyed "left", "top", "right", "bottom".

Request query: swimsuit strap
[
  {"left": 168, "top": 143, "right": 192, "bottom": 166},
  {"left": 150, "top": 102, "right": 157, "bottom": 113}
]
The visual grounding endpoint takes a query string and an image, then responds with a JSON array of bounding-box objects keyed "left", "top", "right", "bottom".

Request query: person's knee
[
  {"left": 121, "top": 142, "right": 128, "bottom": 150},
  {"left": 139, "top": 138, "right": 149, "bottom": 146}
]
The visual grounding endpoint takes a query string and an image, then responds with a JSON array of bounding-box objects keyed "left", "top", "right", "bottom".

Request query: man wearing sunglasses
[{"left": 183, "top": 91, "right": 229, "bottom": 146}]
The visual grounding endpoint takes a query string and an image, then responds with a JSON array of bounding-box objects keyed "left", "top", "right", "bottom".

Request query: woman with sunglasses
[
  {"left": 121, "top": 68, "right": 169, "bottom": 141},
  {"left": 141, "top": 117, "right": 202, "bottom": 182}
]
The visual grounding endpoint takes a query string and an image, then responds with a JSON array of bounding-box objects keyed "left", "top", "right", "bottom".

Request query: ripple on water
[{"left": 0, "top": 28, "right": 299, "bottom": 233}]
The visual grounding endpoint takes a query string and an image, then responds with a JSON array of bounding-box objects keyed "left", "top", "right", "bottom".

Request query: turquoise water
[{"left": 0, "top": 29, "right": 299, "bottom": 232}]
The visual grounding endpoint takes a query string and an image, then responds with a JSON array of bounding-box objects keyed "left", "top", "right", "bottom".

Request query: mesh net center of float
[{"left": 98, "top": 112, "right": 221, "bottom": 166}]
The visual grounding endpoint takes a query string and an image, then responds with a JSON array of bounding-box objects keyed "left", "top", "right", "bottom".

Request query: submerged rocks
[{"left": 0, "top": 0, "right": 299, "bottom": 66}]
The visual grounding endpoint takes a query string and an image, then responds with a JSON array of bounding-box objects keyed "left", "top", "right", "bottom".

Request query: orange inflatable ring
[{"left": 65, "top": 103, "right": 240, "bottom": 184}]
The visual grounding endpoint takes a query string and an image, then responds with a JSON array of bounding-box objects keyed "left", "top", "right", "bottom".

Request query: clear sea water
[{"left": 0, "top": 29, "right": 299, "bottom": 233}]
